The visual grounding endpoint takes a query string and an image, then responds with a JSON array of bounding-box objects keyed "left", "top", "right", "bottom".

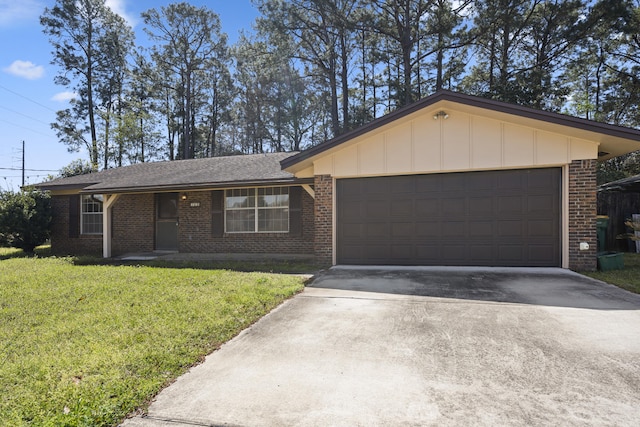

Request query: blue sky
[{"left": 0, "top": 0, "right": 258, "bottom": 191}]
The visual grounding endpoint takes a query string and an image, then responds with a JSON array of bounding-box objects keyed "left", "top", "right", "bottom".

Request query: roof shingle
[{"left": 37, "top": 152, "right": 304, "bottom": 193}]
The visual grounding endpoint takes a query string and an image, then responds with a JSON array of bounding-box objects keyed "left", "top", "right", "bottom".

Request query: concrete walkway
[{"left": 121, "top": 267, "right": 640, "bottom": 426}]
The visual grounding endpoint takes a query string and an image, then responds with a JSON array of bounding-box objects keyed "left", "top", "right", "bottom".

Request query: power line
[
  {"left": 1, "top": 174, "right": 51, "bottom": 178},
  {"left": 0, "top": 83, "right": 57, "bottom": 113},
  {"left": 0, "top": 167, "right": 58, "bottom": 172},
  {"left": 0, "top": 105, "right": 51, "bottom": 126},
  {"left": 0, "top": 118, "right": 53, "bottom": 137}
]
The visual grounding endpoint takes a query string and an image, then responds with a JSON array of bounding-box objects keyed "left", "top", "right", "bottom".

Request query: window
[
  {"left": 81, "top": 194, "right": 103, "bottom": 234},
  {"left": 225, "top": 187, "right": 289, "bottom": 233}
]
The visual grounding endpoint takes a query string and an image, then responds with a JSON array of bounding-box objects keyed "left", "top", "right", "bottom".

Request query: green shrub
[{"left": 0, "top": 188, "right": 51, "bottom": 254}]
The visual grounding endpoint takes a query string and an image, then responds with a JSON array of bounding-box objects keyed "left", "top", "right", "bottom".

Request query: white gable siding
[{"left": 310, "top": 109, "right": 598, "bottom": 178}]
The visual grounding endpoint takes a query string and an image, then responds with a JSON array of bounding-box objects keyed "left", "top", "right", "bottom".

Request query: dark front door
[
  {"left": 156, "top": 193, "right": 179, "bottom": 251},
  {"left": 336, "top": 168, "right": 561, "bottom": 267}
]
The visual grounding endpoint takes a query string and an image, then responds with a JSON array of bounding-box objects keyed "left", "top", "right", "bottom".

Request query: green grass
[
  {"left": 0, "top": 249, "right": 306, "bottom": 426},
  {"left": 583, "top": 252, "right": 640, "bottom": 294}
]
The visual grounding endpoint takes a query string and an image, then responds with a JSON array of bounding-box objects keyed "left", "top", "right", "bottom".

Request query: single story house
[{"left": 37, "top": 91, "right": 640, "bottom": 270}]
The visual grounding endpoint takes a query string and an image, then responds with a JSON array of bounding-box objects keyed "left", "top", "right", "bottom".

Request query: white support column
[{"left": 102, "top": 194, "right": 120, "bottom": 258}]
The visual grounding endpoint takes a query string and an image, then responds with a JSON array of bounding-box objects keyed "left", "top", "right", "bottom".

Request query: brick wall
[
  {"left": 314, "top": 175, "right": 333, "bottom": 265},
  {"left": 51, "top": 187, "right": 315, "bottom": 258},
  {"left": 50, "top": 196, "right": 102, "bottom": 256},
  {"left": 568, "top": 159, "right": 597, "bottom": 271},
  {"left": 112, "top": 193, "right": 155, "bottom": 255},
  {"left": 177, "top": 190, "right": 314, "bottom": 255}
]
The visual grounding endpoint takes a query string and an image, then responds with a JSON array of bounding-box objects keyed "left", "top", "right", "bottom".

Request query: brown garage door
[{"left": 336, "top": 168, "right": 561, "bottom": 266}]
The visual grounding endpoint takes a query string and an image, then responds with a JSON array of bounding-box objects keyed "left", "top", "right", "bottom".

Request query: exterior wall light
[
  {"left": 433, "top": 110, "right": 449, "bottom": 120},
  {"left": 181, "top": 193, "right": 188, "bottom": 201}
]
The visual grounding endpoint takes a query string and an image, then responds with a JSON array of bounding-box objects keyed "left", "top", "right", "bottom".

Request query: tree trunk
[
  {"left": 329, "top": 55, "right": 340, "bottom": 136},
  {"left": 103, "top": 105, "right": 110, "bottom": 170},
  {"left": 340, "top": 30, "right": 350, "bottom": 132}
]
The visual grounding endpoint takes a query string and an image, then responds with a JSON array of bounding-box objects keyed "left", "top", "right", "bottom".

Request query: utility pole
[{"left": 22, "top": 140, "right": 25, "bottom": 188}]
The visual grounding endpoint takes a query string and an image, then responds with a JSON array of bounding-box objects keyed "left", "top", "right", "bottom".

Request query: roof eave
[
  {"left": 78, "top": 177, "right": 314, "bottom": 195},
  {"left": 34, "top": 182, "right": 100, "bottom": 192}
]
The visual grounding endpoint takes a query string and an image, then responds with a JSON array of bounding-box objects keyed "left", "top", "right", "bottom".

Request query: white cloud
[
  {"left": 51, "top": 91, "right": 78, "bottom": 102},
  {"left": 105, "top": 0, "right": 137, "bottom": 27},
  {"left": 3, "top": 60, "right": 45, "bottom": 80},
  {"left": 0, "top": 0, "right": 42, "bottom": 27}
]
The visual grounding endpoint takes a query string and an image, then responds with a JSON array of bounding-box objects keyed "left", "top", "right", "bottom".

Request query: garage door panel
[
  {"left": 498, "top": 172, "right": 523, "bottom": 189},
  {"left": 391, "top": 199, "right": 414, "bottom": 216},
  {"left": 498, "top": 220, "right": 523, "bottom": 237},
  {"left": 529, "top": 169, "right": 557, "bottom": 188},
  {"left": 468, "top": 197, "right": 493, "bottom": 214},
  {"left": 442, "top": 174, "right": 467, "bottom": 191},
  {"left": 339, "top": 244, "right": 363, "bottom": 262},
  {"left": 468, "top": 221, "right": 494, "bottom": 237},
  {"left": 365, "top": 223, "right": 389, "bottom": 238},
  {"left": 390, "top": 244, "right": 412, "bottom": 259},
  {"left": 337, "top": 168, "right": 561, "bottom": 267},
  {"left": 365, "top": 200, "right": 391, "bottom": 217},
  {"left": 442, "top": 198, "right": 466, "bottom": 215},
  {"left": 415, "top": 178, "right": 441, "bottom": 193},
  {"left": 416, "top": 221, "right": 441, "bottom": 237},
  {"left": 415, "top": 245, "right": 439, "bottom": 260},
  {"left": 498, "top": 245, "right": 524, "bottom": 262},
  {"left": 468, "top": 173, "right": 496, "bottom": 191},
  {"left": 528, "top": 219, "right": 555, "bottom": 236},
  {"left": 528, "top": 245, "right": 557, "bottom": 262},
  {"left": 467, "top": 245, "right": 493, "bottom": 262},
  {"left": 498, "top": 196, "right": 524, "bottom": 213},
  {"left": 528, "top": 195, "right": 555, "bottom": 213},
  {"left": 341, "top": 224, "right": 366, "bottom": 238},
  {"left": 362, "top": 179, "right": 389, "bottom": 195},
  {"left": 365, "top": 245, "right": 390, "bottom": 259},
  {"left": 390, "top": 177, "right": 414, "bottom": 193},
  {"left": 391, "top": 222, "right": 414, "bottom": 237},
  {"left": 415, "top": 199, "right": 439, "bottom": 215},
  {"left": 442, "top": 221, "right": 467, "bottom": 238},
  {"left": 339, "top": 200, "right": 364, "bottom": 220}
]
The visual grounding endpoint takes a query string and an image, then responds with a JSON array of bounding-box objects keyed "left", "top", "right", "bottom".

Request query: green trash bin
[{"left": 596, "top": 216, "right": 609, "bottom": 253}]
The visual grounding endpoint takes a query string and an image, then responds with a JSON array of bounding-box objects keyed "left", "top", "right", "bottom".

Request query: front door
[{"left": 156, "top": 193, "right": 179, "bottom": 251}]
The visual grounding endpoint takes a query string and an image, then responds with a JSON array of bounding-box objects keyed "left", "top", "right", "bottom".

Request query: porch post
[{"left": 102, "top": 194, "right": 120, "bottom": 258}]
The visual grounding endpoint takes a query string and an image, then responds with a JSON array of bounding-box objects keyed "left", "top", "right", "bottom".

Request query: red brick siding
[
  {"left": 49, "top": 196, "right": 102, "bottom": 256},
  {"left": 177, "top": 190, "right": 314, "bottom": 255},
  {"left": 50, "top": 187, "right": 315, "bottom": 257},
  {"left": 112, "top": 193, "right": 155, "bottom": 255},
  {"left": 568, "top": 159, "right": 597, "bottom": 271},
  {"left": 314, "top": 175, "right": 333, "bottom": 265}
]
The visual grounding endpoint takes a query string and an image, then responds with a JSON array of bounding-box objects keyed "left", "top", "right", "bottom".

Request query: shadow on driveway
[{"left": 309, "top": 266, "right": 640, "bottom": 311}]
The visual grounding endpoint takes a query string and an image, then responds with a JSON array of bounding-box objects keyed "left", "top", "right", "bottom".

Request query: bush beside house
[{"left": 0, "top": 189, "right": 52, "bottom": 254}]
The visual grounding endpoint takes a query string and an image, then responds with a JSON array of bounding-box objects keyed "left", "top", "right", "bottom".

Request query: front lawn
[
  {"left": 583, "top": 252, "right": 640, "bottom": 294},
  {"left": 0, "top": 251, "right": 305, "bottom": 426}
]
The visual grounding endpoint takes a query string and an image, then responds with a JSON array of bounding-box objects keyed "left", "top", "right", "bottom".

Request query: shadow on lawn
[
  {"left": 71, "top": 256, "right": 323, "bottom": 275},
  {"left": 0, "top": 245, "right": 322, "bottom": 275},
  {"left": 0, "top": 246, "right": 52, "bottom": 260}
]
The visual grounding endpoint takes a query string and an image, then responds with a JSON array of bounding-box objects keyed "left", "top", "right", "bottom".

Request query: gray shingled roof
[{"left": 37, "top": 152, "right": 305, "bottom": 193}]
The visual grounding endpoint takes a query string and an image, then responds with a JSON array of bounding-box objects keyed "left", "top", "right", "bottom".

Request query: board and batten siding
[{"left": 300, "top": 109, "right": 598, "bottom": 178}]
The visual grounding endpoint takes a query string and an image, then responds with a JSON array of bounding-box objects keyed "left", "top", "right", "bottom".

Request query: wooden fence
[{"left": 597, "top": 191, "right": 640, "bottom": 252}]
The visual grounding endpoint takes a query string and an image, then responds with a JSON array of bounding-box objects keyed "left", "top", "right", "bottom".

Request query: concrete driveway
[{"left": 122, "top": 267, "right": 640, "bottom": 427}]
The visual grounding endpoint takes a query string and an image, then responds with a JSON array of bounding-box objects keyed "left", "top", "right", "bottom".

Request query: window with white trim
[
  {"left": 81, "top": 194, "right": 103, "bottom": 234},
  {"left": 225, "top": 187, "right": 289, "bottom": 233}
]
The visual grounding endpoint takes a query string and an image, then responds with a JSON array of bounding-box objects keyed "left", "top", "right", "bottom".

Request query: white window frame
[
  {"left": 80, "top": 194, "right": 103, "bottom": 235},
  {"left": 225, "top": 187, "right": 289, "bottom": 234}
]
